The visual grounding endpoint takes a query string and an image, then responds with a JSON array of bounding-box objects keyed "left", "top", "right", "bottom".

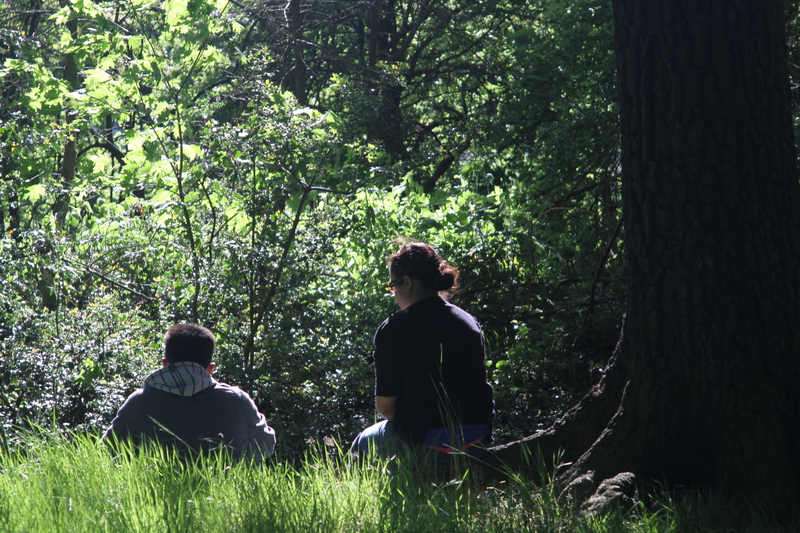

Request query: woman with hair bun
[{"left": 351, "top": 242, "right": 494, "bottom": 469}]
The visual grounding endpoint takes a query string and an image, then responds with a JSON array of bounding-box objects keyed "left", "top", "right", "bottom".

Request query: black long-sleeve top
[{"left": 373, "top": 295, "right": 494, "bottom": 444}]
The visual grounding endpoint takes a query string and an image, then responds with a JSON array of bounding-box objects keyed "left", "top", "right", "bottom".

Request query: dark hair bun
[{"left": 436, "top": 267, "right": 457, "bottom": 292}]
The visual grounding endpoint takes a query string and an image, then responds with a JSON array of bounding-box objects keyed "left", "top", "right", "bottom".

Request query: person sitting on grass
[
  {"left": 102, "top": 323, "right": 276, "bottom": 463},
  {"left": 350, "top": 242, "right": 494, "bottom": 471}
]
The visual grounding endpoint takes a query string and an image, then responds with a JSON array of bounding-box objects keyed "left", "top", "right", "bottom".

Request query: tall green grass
[{"left": 0, "top": 430, "right": 791, "bottom": 532}]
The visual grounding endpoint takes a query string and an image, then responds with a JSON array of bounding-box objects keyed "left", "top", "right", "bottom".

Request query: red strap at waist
[{"left": 424, "top": 436, "right": 484, "bottom": 454}]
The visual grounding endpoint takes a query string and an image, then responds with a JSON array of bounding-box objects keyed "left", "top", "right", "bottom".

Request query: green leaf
[
  {"left": 164, "top": 0, "right": 190, "bottom": 27},
  {"left": 182, "top": 144, "right": 203, "bottom": 161},
  {"left": 24, "top": 184, "right": 46, "bottom": 202},
  {"left": 150, "top": 61, "right": 162, "bottom": 83},
  {"left": 151, "top": 189, "right": 173, "bottom": 205},
  {"left": 84, "top": 68, "right": 112, "bottom": 85}
]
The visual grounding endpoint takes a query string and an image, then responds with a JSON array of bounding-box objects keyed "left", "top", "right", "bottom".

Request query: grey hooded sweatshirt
[{"left": 103, "top": 361, "right": 276, "bottom": 462}]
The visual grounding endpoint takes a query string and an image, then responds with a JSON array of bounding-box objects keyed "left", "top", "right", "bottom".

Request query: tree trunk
[
  {"left": 53, "top": 4, "right": 80, "bottom": 228},
  {"left": 287, "top": 0, "right": 307, "bottom": 106},
  {"left": 366, "top": 0, "right": 405, "bottom": 158},
  {"left": 490, "top": 0, "right": 800, "bottom": 516}
]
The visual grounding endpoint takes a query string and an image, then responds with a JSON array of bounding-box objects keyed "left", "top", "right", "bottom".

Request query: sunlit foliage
[{"left": 0, "top": 0, "right": 628, "bottom": 455}]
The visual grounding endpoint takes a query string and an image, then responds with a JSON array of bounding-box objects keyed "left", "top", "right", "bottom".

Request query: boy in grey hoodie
[{"left": 102, "top": 324, "right": 276, "bottom": 463}]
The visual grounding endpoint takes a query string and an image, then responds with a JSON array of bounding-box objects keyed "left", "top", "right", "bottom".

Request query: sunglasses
[{"left": 386, "top": 278, "right": 403, "bottom": 292}]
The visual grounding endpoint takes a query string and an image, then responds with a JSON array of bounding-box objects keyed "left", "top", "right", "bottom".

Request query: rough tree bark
[
  {"left": 287, "top": 0, "right": 307, "bottom": 106},
  {"left": 52, "top": 0, "right": 80, "bottom": 229},
  {"left": 489, "top": 0, "right": 800, "bottom": 516}
]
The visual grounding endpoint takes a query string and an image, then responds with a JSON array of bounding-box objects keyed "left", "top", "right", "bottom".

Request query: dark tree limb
[
  {"left": 76, "top": 141, "right": 126, "bottom": 166},
  {"left": 483, "top": 321, "right": 630, "bottom": 481}
]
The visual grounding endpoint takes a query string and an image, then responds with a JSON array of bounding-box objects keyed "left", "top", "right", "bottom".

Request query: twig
[{"left": 69, "top": 260, "right": 156, "bottom": 303}]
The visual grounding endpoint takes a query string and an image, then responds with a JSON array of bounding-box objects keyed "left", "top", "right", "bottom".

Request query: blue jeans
[
  {"left": 350, "top": 419, "right": 404, "bottom": 458},
  {"left": 350, "top": 420, "right": 490, "bottom": 470}
]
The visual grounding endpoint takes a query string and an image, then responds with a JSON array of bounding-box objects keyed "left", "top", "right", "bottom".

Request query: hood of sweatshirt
[{"left": 143, "top": 360, "right": 217, "bottom": 397}]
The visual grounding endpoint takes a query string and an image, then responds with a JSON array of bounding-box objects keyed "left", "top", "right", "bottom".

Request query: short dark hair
[
  {"left": 388, "top": 241, "right": 459, "bottom": 293},
  {"left": 163, "top": 324, "right": 216, "bottom": 368}
]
